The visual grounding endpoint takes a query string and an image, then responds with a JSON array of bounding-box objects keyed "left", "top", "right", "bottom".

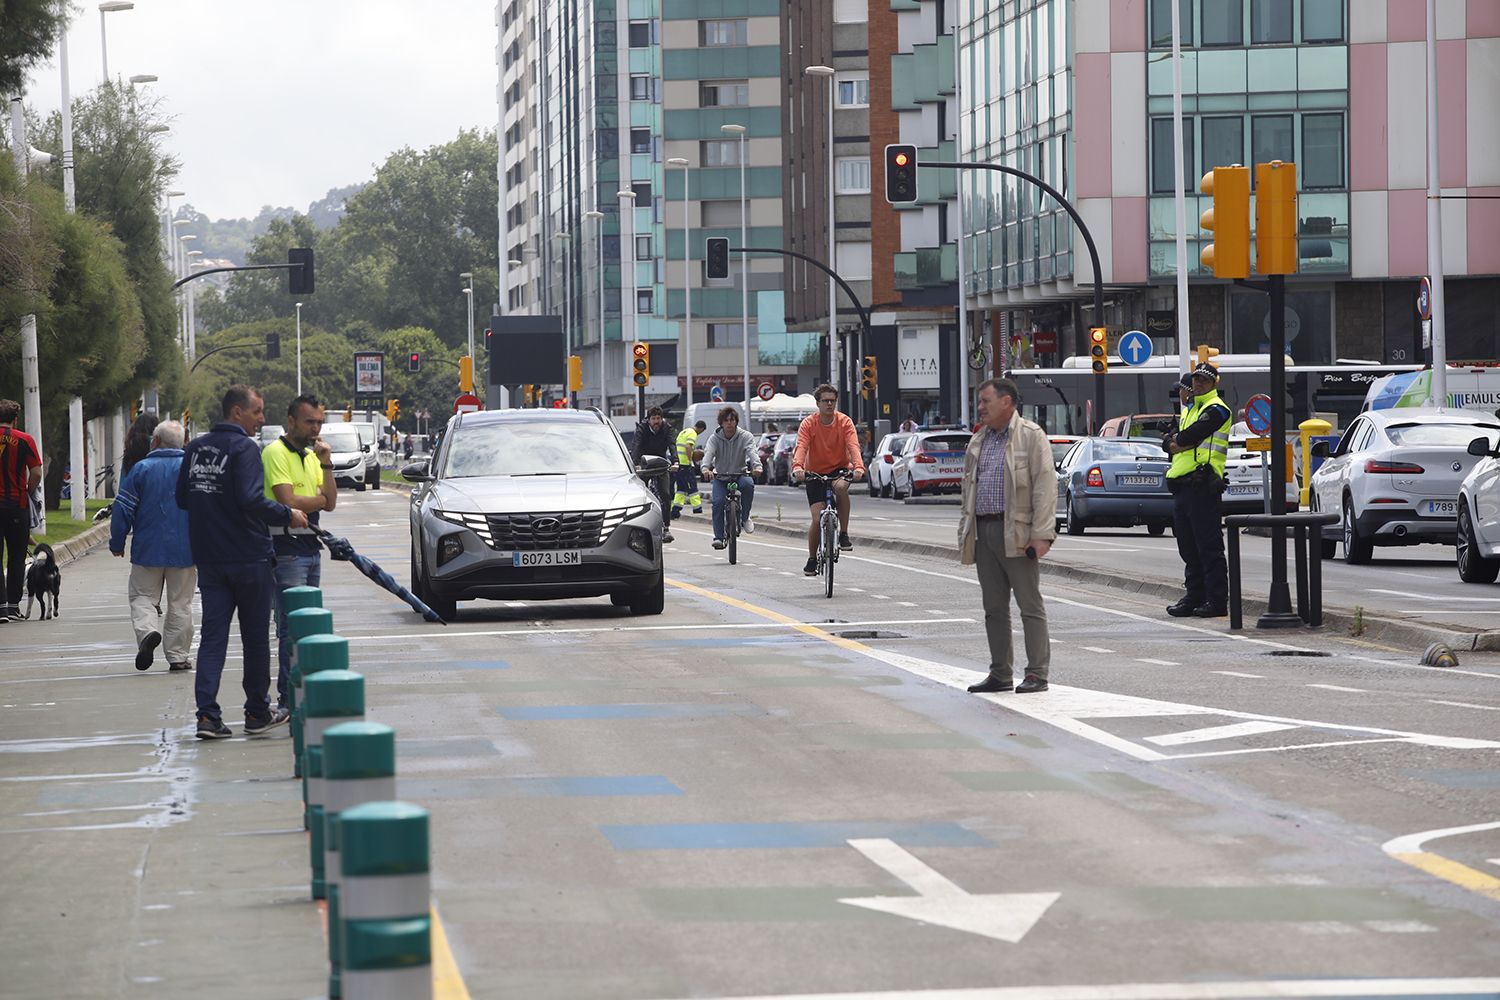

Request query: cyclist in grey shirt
[{"left": 700, "top": 406, "right": 763, "bottom": 549}]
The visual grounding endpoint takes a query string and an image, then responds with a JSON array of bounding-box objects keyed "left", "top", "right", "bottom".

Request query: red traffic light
[
  {"left": 632, "top": 343, "right": 648, "bottom": 358},
  {"left": 408, "top": 351, "right": 421, "bottom": 372},
  {"left": 894, "top": 152, "right": 909, "bottom": 167}
]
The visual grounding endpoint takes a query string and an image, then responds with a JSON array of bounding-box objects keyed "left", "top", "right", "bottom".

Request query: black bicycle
[
  {"left": 712, "top": 471, "right": 750, "bottom": 565},
  {"left": 805, "top": 469, "right": 854, "bottom": 598}
]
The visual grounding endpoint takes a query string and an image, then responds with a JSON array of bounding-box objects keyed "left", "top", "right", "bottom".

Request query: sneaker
[
  {"left": 196, "top": 715, "right": 233, "bottom": 740},
  {"left": 168, "top": 661, "right": 193, "bottom": 672},
  {"left": 135, "top": 630, "right": 162, "bottom": 671},
  {"left": 711, "top": 538, "right": 726, "bottom": 550},
  {"left": 803, "top": 557, "right": 818, "bottom": 576},
  {"left": 0, "top": 603, "right": 16, "bottom": 622},
  {"left": 743, "top": 517, "right": 755, "bottom": 534},
  {"left": 662, "top": 530, "right": 675, "bottom": 544},
  {"left": 838, "top": 533, "right": 854, "bottom": 551},
  {"left": 243, "top": 705, "right": 291, "bottom": 738}
]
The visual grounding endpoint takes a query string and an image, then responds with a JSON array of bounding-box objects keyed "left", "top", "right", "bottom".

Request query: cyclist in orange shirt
[{"left": 791, "top": 384, "right": 866, "bottom": 576}]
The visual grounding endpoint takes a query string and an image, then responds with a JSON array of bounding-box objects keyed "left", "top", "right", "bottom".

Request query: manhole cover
[
  {"left": 1262, "top": 650, "right": 1332, "bottom": 657},
  {"left": 834, "top": 630, "right": 908, "bottom": 640}
]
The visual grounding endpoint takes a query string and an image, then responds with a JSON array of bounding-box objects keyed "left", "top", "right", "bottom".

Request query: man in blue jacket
[
  {"left": 111, "top": 420, "right": 196, "bottom": 673},
  {"left": 176, "top": 385, "right": 307, "bottom": 740}
]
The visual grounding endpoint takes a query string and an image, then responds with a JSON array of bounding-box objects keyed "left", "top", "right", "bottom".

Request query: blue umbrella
[{"left": 313, "top": 527, "right": 448, "bottom": 624}]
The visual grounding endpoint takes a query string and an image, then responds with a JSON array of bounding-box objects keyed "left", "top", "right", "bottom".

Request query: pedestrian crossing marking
[{"left": 1145, "top": 721, "right": 1299, "bottom": 746}]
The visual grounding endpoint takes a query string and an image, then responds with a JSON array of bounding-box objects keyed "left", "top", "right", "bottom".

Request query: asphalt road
[{"left": 3, "top": 486, "right": 1499, "bottom": 999}]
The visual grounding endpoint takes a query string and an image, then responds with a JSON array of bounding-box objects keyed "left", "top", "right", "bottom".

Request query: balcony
[{"left": 894, "top": 244, "right": 957, "bottom": 291}]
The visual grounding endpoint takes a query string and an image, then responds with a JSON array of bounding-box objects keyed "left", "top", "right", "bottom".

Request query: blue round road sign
[
  {"left": 709, "top": 384, "right": 724, "bottom": 401},
  {"left": 1417, "top": 277, "right": 1432, "bottom": 321},
  {"left": 1245, "top": 393, "right": 1273, "bottom": 436},
  {"left": 1117, "top": 330, "right": 1153, "bottom": 367}
]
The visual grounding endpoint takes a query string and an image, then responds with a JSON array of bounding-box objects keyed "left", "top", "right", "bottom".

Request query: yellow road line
[
  {"left": 431, "top": 903, "right": 472, "bottom": 999},
  {"left": 667, "top": 577, "right": 873, "bottom": 654},
  {"left": 1386, "top": 852, "right": 1500, "bottom": 904}
]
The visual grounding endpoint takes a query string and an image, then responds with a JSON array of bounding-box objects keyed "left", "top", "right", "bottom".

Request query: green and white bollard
[
  {"left": 286, "top": 605, "right": 333, "bottom": 779},
  {"left": 323, "top": 721, "right": 397, "bottom": 1000},
  {"left": 298, "top": 634, "right": 349, "bottom": 830},
  {"left": 304, "top": 672, "right": 367, "bottom": 904},
  {"left": 339, "top": 801, "right": 431, "bottom": 1000}
]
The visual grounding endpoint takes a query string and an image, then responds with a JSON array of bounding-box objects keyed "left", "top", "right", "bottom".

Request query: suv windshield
[
  {"left": 444, "top": 420, "right": 629, "bottom": 478},
  {"left": 1385, "top": 422, "right": 1500, "bottom": 447},
  {"left": 321, "top": 428, "right": 363, "bottom": 453}
]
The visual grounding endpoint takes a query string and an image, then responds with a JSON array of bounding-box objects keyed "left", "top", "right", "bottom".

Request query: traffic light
[
  {"left": 408, "top": 352, "right": 421, "bottom": 372},
  {"left": 288, "top": 247, "right": 315, "bottom": 295},
  {"left": 884, "top": 143, "right": 918, "bottom": 204},
  {"left": 1196, "top": 345, "right": 1221, "bottom": 367},
  {"left": 567, "top": 354, "right": 583, "bottom": 392},
  {"left": 523, "top": 384, "right": 536, "bottom": 406},
  {"left": 1089, "top": 327, "right": 1109, "bottom": 374},
  {"left": 705, "top": 237, "right": 730, "bottom": 280},
  {"left": 266, "top": 333, "right": 281, "bottom": 360},
  {"left": 131, "top": 399, "right": 140, "bottom": 421},
  {"left": 631, "top": 342, "right": 650, "bottom": 387},
  {"left": 1255, "top": 159, "right": 1298, "bottom": 275},
  {"left": 1199, "top": 165, "right": 1250, "bottom": 279},
  {"left": 459, "top": 355, "right": 474, "bottom": 392},
  {"left": 860, "top": 355, "right": 878, "bottom": 398},
  {"left": 181, "top": 408, "right": 190, "bottom": 426},
  {"left": 344, "top": 406, "right": 353, "bottom": 422},
  {"left": 385, "top": 398, "right": 400, "bottom": 424},
  {"left": 552, "top": 398, "right": 567, "bottom": 409},
  {"left": 483, "top": 327, "right": 492, "bottom": 351}
]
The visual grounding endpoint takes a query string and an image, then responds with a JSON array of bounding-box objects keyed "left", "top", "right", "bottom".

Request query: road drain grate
[
  {"left": 834, "top": 630, "right": 908, "bottom": 640},
  {"left": 1262, "top": 650, "right": 1333, "bottom": 657}
]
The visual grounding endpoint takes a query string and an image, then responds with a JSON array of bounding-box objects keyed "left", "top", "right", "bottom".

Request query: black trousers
[
  {"left": 1172, "top": 479, "right": 1226, "bottom": 607},
  {"left": 0, "top": 505, "right": 29, "bottom": 606}
]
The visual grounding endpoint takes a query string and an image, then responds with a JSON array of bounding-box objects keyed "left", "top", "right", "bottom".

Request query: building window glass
[
  {"left": 836, "top": 76, "right": 870, "bottom": 108},
  {"left": 833, "top": 0, "right": 867, "bottom": 23},
  {"left": 628, "top": 20, "right": 653, "bottom": 47},
  {"left": 700, "top": 80, "right": 750, "bottom": 107},
  {"left": 1201, "top": 115, "right": 1244, "bottom": 172},
  {"left": 699, "top": 19, "right": 746, "bottom": 46},
  {"left": 707, "top": 323, "right": 753, "bottom": 348},
  {"left": 835, "top": 156, "right": 871, "bottom": 194},
  {"left": 1301, "top": 113, "right": 1344, "bottom": 189},
  {"left": 630, "top": 128, "right": 652, "bottom": 154},
  {"left": 1251, "top": 114, "right": 1293, "bottom": 174},
  {"left": 1150, "top": 118, "right": 1194, "bottom": 194},
  {"left": 1250, "top": 0, "right": 1292, "bottom": 43},
  {"left": 1303, "top": 0, "right": 1343, "bottom": 42},
  {"left": 1149, "top": 0, "right": 1192, "bottom": 47},
  {"left": 630, "top": 75, "right": 650, "bottom": 101},
  {"left": 636, "top": 235, "right": 653, "bottom": 260},
  {"left": 637, "top": 289, "right": 653, "bottom": 314},
  {"left": 631, "top": 181, "right": 652, "bottom": 205},
  {"left": 1202, "top": 0, "right": 1244, "bottom": 45},
  {"left": 701, "top": 139, "right": 743, "bottom": 166}
]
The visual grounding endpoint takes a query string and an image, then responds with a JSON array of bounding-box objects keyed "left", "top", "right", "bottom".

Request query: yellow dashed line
[
  {"left": 667, "top": 577, "right": 874, "bottom": 655},
  {"left": 1387, "top": 851, "right": 1500, "bottom": 904},
  {"left": 431, "top": 903, "right": 472, "bottom": 999}
]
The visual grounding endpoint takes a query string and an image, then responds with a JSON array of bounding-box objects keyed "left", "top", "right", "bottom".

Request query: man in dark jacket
[
  {"left": 176, "top": 385, "right": 307, "bottom": 740},
  {"left": 632, "top": 406, "right": 677, "bottom": 543}
]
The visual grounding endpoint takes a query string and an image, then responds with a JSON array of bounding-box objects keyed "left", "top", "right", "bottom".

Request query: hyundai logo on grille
[{"left": 531, "top": 517, "right": 562, "bottom": 534}]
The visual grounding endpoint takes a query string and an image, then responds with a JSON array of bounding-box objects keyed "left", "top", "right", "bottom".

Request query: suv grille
[{"left": 436, "top": 506, "right": 649, "bottom": 552}]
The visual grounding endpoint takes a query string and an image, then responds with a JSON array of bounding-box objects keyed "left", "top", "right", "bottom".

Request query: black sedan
[{"left": 1056, "top": 437, "right": 1174, "bottom": 535}]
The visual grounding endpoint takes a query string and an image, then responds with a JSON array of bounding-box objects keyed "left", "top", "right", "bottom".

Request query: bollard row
[{"left": 282, "top": 587, "right": 434, "bottom": 1000}]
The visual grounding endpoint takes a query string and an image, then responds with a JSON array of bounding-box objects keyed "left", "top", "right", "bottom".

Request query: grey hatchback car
[{"left": 404, "top": 409, "right": 669, "bottom": 620}]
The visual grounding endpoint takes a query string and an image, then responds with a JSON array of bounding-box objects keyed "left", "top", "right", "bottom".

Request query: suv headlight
[
  {"left": 433, "top": 509, "right": 495, "bottom": 547},
  {"left": 601, "top": 504, "right": 652, "bottom": 536}
]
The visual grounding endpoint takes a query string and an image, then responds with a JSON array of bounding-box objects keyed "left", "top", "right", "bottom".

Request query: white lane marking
[
  {"left": 1383, "top": 820, "right": 1500, "bottom": 855},
  {"left": 1145, "top": 721, "right": 1299, "bottom": 746},
  {"left": 1214, "top": 671, "right": 1265, "bottom": 679},
  {"left": 1307, "top": 684, "right": 1368, "bottom": 693},
  {"left": 1429, "top": 699, "right": 1500, "bottom": 711},
  {"left": 1136, "top": 658, "right": 1179, "bottom": 667},
  {"left": 654, "top": 977, "right": 1500, "bottom": 1000},
  {"left": 1367, "top": 588, "right": 1500, "bottom": 604},
  {"left": 1080, "top": 646, "right": 1115, "bottom": 654},
  {"left": 926, "top": 610, "right": 947, "bottom": 615},
  {"left": 846, "top": 587, "right": 865, "bottom": 593},
  {"left": 898, "top": 601, "right": 918, "bottom": 607},
  {"left": 870, "top": 595, "right": 891, "bottom": 601},
  {"left": 335, "top": 618, "right": 976, "bottom": 643}
]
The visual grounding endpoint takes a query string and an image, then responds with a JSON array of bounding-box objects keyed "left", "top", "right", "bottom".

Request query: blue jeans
[
  {"left": 273, "top": 551, "right": 322, "bottom": 705},
  {"left": 711, "top": 476, "right": 755, "bottom": 540},
  {"left": 195, "top": 561, "right": 275, "bottom": 723}
]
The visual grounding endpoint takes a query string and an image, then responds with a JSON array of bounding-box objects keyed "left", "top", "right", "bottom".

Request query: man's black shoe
[
  {"left": 1193, "top": 604, "right": 1228, "bottom": 618},
  {"left": 803, "top": 557, "right": 818, "bottom": 576},
  {"left": 135, "top": 630, "right": 161, "bottom": 671},
  {"left": 1015, "top": 675, "right": 1049, "bottom": 694},
  {"left": 195, "top": 715, "right": 233, "bottom": 740},
  {"left": 1166, "top": 600, "right": 1200, "bottom": 617},
  {"left": 838, "top": 532, "right": 854, "bottom": 551},
  {"left": 967, "top": 675, "right": 1013, "bottom": 694}
]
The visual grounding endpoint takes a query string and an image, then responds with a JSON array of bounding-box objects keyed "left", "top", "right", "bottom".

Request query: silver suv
[{"left": 404, "top": 409, "right": 668, "bottom": 619}]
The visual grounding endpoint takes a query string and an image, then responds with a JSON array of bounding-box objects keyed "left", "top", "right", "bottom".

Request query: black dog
[{"left": 23, "top": 543, "right": 61, "bottom": 621}]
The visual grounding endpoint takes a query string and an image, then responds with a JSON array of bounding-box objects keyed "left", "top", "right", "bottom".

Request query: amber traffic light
[
  {"left": 1255, "top": 160, "right": 1298, "bottom": 276},
  {"left": 1089, "top": 327, "right": 1109, "bottom": 374},
  {"left": 884, "top": 144, "right": 918, "bottom": 204},
  {"left": 1199, "top": 166, "right": 1250, "bottom": 279},
  {"left": 631, "top": 342, "right": 650, "bottom": 387}
]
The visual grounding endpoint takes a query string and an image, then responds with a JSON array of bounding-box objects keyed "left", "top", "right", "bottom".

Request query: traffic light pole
[
  {"left": 189, "top": 340, "right": 276, "bottom": 373},
  {"left": 171, "top": 262, "right": 297, "bottom": 290},
  {"left": 922, "top": 162, "right": 1106, "bottom": 432}
]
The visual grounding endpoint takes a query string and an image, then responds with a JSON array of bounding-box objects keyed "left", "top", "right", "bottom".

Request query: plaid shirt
[{"left": 974, "top": 424, "right": 1009, "bottom": 515}]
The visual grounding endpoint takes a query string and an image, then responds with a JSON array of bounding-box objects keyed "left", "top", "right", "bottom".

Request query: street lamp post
[
  {"left": 721, "top": 123, "right": 750, "bottom": 423},
  {"left": 295, "top": 301, "right": 303, "bottom": 395},
  {"left": 459, "top": 272, "right": 475, "bottom": 359},
  {"left": 667, "top": 157, "right": 693, "bottom": 407},
  {"left": 177, "top": 232, "right": 196, "bottom": 355},
  {"left": 805, "top": 66, "right": 836, "bottom": 394},
  {"left": 186, "top": 249, "right": 202, "bottom": 361},
  {"left": 98, "top": 2, "right": 134, "bottom": 78},
  {"left": 585, "top": 210, "right": 605, "bottom": 410},
  {"left": 553, "top": 233, "right": 572, "bottom": 395},
  {"left": 617, "top": 190, "right": 637, "bottom": 412},
  {"left": 127, "top": 74, "right": 157, "bottom": 86}
]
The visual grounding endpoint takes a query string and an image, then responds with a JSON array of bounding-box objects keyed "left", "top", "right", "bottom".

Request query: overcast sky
[{"left": 23, "top": 0, "right": 499, "bottom": 221}]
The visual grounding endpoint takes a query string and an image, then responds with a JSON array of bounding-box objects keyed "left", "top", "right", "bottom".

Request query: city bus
[{"left": 1007, "top": 356, "right": 1422, "bottom": 437}]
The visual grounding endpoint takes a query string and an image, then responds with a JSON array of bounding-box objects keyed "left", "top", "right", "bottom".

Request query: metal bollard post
[
  {"left": 339, "top": 801, "right": 432, "bottom": 1000},
  {"left": 286, "top": 607, "right": 333, "bottom": 778},
  {"left": 297, "top": 634, "right": 349, "bottom": 851},
  {"left": 1293, "top": 525, "right": 1309, "bottom": 623},
  {"left": 322, "top": 721, "right": 395, "bottom": 1000},
  {"left": 1227, "top": 524, "right": 1242, "bottom": 630},
  {"left": 304, "top": 672, "right": 367, "bottom": 908}
]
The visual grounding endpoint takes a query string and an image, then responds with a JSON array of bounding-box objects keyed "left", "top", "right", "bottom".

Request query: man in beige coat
[{"left": 957, "top": 378, "right": 1057, "bottom": 693}]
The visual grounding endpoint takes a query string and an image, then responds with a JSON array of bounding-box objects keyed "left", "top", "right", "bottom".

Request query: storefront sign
[{"left": 898, "top": 328, "right": 940, "bottom": 390}]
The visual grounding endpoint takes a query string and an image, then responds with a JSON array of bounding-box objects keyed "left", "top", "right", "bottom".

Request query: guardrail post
[
  {"left": 322, "top": 721, "right": 396, "bottom": 1000},
  {"left": 1309, "top": 530, "right": 1325, "bottom": 627},
  {"left": 1293, "top": 525, "right": 1309, "bottom": 623},
  {"left": 1226, "top": 522, "right": 1242, "bottom": 631},
  {"left": 339, "top": 801, "right": 432, "bottom": 1000},
  {"left": 287, "top": 606, "right": 333, "bottom": 778}
]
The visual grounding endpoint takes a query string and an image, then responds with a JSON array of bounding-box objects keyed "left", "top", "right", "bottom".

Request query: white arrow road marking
[
  {"left": 838, "top": 838, "right": 1059, "bottom": 943},
  {"left": 1145, "top": 720, "right": 1298, "bottom": 746}
]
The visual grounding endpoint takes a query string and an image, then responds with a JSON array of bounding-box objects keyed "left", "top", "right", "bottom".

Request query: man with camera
[{"left": 1164, "top": 363, "right": 1233, "bottom": 618}]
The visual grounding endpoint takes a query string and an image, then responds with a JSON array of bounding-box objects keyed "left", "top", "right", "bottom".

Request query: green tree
[
  {"left": 0, "top": 0, "right": 68, "bottom": 95},
  {"left": 185, "top": 319, "right": 356, "bottom": 431}
]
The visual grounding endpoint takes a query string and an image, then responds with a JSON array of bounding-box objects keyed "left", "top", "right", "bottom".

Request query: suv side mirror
[
  {"left": 1310, "top": 441, "right": 1330, "bottom": 458},
  {"left": 401, "top": 461, "right": 432, "bottom": 482},
  {"left": 637, "top": 455, "right": 671, "bottom": 479},
  {"left": 1467, "top": 436, "right": 1494, "bottom": 458}
]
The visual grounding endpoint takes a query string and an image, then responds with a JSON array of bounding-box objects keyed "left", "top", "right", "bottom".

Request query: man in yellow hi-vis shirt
[{"left": 673, "top": 420, "right": 706, "bottom": 518}]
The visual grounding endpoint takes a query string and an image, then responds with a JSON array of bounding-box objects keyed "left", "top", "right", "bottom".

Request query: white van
[{"left": 1364, "top": 368, "right": 1500, "bottom": 416}]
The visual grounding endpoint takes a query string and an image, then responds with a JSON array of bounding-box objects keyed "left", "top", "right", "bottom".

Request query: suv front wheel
[{"left": 628, "top": 569, "right": 665, "bottom": 615}]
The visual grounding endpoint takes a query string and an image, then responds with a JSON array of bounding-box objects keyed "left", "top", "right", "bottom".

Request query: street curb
[
  {"left": 50, "top": 520, "right": 112, "bottom": 567},
  {"left": 747, "top": 518, "right": 1498, "bottom": 653}
]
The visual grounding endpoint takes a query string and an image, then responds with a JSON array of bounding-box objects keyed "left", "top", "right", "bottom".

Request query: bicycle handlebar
[{"left": 802, "top": 469, "right": 854, "bottom": 482}]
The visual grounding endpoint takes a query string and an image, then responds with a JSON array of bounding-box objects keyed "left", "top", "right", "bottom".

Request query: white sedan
[
  {"left": 1309, "top": 409, "right": 1500, "bottom": 563},
  {"left": 867, "top": 432, "right": 916, "bottom": 498},
  {"left": 891, "top": 431, "right": 972, "bottom": 499},
  {"left": 1457, "top": 433, "right": 1500, "bottom": 583}
]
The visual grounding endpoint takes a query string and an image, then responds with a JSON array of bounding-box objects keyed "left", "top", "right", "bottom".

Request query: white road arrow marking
[{"left": 838, "top": 838, "right": 1059, "bottom": 943}]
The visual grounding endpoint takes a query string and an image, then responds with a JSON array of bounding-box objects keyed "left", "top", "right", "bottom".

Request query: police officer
[
  {"left": 1165, "top": 362, "right": 1233, "bottom": 618},
  {"left": 673, "top": 420, "right": 706, "bottom": 518}
]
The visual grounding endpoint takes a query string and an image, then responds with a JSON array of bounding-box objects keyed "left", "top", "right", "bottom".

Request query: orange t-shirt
[{"left": 792, "top": 411, "right": 864, "bottom": 475}]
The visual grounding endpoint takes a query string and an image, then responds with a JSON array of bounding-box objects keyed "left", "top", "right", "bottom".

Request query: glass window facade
[
  {"left": 699, "top": 19, "right": 747, "bottom": 46},
  {"left": 700, "top": 80, "right": 750, "bottom": 106},
  {"left": 836, "top": 156, "right": 871, "bottom": 194}
]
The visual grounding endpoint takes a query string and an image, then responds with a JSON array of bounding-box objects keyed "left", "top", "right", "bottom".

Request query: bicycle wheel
[
  {"left": 822, "top": 512, "right": 836, "bottom": 598},
  {"left": 727, "top": 496, "right": 739, "bottom": 565}
]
